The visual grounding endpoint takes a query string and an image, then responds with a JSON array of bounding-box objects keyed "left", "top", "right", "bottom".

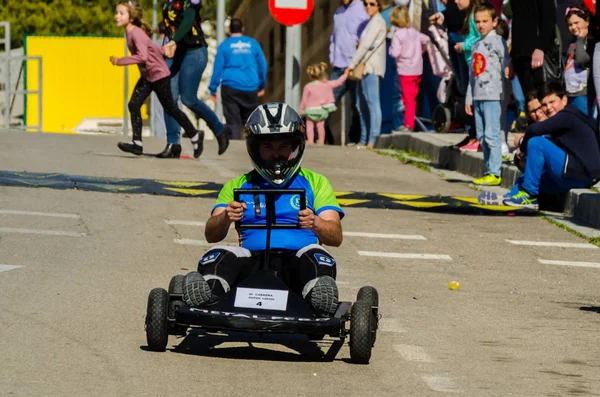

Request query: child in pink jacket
[
  {"left": 298, "top": 62, "right": 349, "bottom": 144},
  {"left": 388, "top": 6, "right": 430, "bottom": 132}
]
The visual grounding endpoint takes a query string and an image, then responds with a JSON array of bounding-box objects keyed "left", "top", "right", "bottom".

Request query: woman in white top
[{"left": 348, "top": 0, "right": 387, "bottom": 149}]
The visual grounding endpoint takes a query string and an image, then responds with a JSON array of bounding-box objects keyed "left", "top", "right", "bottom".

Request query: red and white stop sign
[{"left": 268, "top": 0, "right": 314, "bottom": 26}]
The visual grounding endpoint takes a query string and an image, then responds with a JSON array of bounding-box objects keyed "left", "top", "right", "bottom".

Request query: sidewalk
[{"left": 376, "top": 131, "right": 600, "bottom": 229}]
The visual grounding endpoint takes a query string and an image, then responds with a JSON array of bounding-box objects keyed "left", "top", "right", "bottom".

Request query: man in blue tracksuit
[
  {"left": 209, "top": 19, "right": 268, "bottom": 140},
  {"left": 503, "top": 82, "right": 600, "bottom": 208}
]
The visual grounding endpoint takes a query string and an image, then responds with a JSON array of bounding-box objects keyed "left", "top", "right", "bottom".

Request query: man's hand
[
  {"left": 531, "top": 49, "right": 544, "bottom": 69},
  {"left": 298, "top": 208, "right": 317, "bottom": 230},
  {"left": 225, "top": 201, "right": 246, "bottom": 223},
  {"left": 257, "top": 89, "right": 265, "bottom": 97},
  {"left": 110, "top": 56, "right": 119, "bottom": 65},
  {"left": 454, "top": 42, "right": 464, "bottom": 53},
  {"left": 163, "top": 41, "right": 177, "bottom": 58},
  {"left": 210, "top": 94, "right": 217, "bottom": 103},
  {"left": 465, "top": 104, "right": 473, "bottom": 116}
]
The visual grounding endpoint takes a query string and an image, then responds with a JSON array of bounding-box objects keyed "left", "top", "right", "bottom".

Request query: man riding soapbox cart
[{"left": 144, "top": 188, "right": 379, "bottom": 364}]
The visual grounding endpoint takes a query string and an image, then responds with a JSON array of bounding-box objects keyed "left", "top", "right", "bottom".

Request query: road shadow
[
  {"left": 579, "top": 306, "right": 600, "bottom": 314},
  {"left": 164, "top": 329, "right": 345, "bottom": 362}
]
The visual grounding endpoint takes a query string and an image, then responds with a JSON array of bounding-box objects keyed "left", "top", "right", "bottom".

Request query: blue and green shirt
[{"left": 212, "top": 169, "right": 344, "bottom": 251}]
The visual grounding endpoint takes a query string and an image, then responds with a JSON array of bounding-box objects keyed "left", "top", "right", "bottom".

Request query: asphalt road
[{"left": 0, "top": 130, "right": 599, "bottom": 396}]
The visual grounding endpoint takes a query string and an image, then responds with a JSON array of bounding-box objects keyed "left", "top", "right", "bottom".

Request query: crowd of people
[
  {"left": 327, "top": 0, "right": 600, "bottom": 208},
  {"left": 109, "top": 0, "right": 600, "bottom": 209}
]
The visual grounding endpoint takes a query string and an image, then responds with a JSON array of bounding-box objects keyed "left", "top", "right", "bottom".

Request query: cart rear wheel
[
  {"left": 433, "top": 105, "right": 451, "bottom": 133},
  {"left": 350, "top": 299, "right": 374, "bottom": 364},
  {"left": 357, "top": 286, "right": 379, "bottom": 344},
  {"left": 146, "top": 288, "right": 169, "bottom": 352}
]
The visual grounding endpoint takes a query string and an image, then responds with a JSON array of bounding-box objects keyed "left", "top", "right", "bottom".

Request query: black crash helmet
[{"left": 244, "top": 102, "right": 306, "bottom": 187}]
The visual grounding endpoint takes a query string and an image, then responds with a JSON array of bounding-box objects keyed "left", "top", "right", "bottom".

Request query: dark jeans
[
  {"left": 128, "top": 77, "right": 196, "bottom": 142},
  {"left": 165, "top": 46, "right": 224, "bottom": 145},
  {"left": 513, "top": 56, "right": 545, "bottom": 97},
  {"left": 197, "top": 245, "right": 336, "bottom": 298},
  {"left": 327, "top": 66, "right": 360, "bottom": 144},
  {"left": 221, "top": 85, "right": 259, "bottom": 140},
  {"left": 447, "top": 32, "right": 469, "bottom": 97}
]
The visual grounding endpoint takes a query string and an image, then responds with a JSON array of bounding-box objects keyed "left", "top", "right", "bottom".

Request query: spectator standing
[
  {"left": 508, "top": 0, "right": 558, "bottom": 95},
  {"left": 563, "top": 6, "right": 594, "bottom": 118},
  {"left": 111, "top": 0, "right": 201, "bottom": 158},
  {"left": 348, "top": 0, "right": 387, "bottom": 149},
  {"left": 328, "top": 0, "right": 370, "bottom": 146},
  {"left": 381, "top": 0, "right": 406, "bottom": 131},
  {"left": 465, "top": 3, "right": 510, "bottom": 187},
  {"left": 452, "top": 0, "right": 482, "bottom": 151},
  {"left": 209, "top": 19, "right": 267, "bottom": 140},
  {"left": 151, "top": 21, "right": 169, "bottom": 139},
  {"left": 299, "top": 63, "right": 350, "bottom": 145},
  {"left": 160, "top": 0, "right": 230, "bottom": 159},
  {"left": 389, "top": 5, "right": 430, "bottom": 132},
  {"left": 430, "top": 0, "right": 468, "bottom": 96}
]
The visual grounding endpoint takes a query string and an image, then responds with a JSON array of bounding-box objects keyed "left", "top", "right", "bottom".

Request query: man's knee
[
  {"left": 526, "top": 136, "right": 547, "bottom": 154},
  {"left": 295, "top": 244, "right": 337, "bottom": 278},
  {"left": 197, "top": 246, "right": 252, "bottom": 293}
]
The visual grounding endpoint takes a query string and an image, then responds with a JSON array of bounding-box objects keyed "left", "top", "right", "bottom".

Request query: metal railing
[{"left": 0, "top": 21, "right": 43, "bottom": 132}]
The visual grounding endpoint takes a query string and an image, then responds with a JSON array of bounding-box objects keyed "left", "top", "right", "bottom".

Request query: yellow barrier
[{"left": 24, "top": 35, "right": 142, "bottom": 134}]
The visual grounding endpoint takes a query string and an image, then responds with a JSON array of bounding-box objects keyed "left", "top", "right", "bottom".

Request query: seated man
[
  {"left": 512, "top": 89, "right": 548, "bottom": 172},
  {"left": 503, "top": 82, "right": 600, "bottom": 208},
  {"left": 182, "top": 102, "right": 344, "bottom": 317}
]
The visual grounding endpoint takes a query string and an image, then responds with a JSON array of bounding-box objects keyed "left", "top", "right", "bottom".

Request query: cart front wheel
[
  {"left": 350, "top": 299, "right": 374, "bottom": 364},
  {"left": 146, "top": 288, "right": 169, "bottom": 352}
]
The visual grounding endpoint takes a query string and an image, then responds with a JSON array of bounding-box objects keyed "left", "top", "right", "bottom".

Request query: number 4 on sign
[{"left": 256, "top": 301, "right": 262, "bottom": 306}]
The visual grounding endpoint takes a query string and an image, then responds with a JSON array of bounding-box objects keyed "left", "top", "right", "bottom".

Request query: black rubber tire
[
  {"left": 433, "top": 105, "right": 451, "bottom": 133},
  {"left": 182, "top": 271, "right": 212, "bottom": 307},
  {"left": 168, "top": 275, "right": 184, "bottom": 295},
  {"left": 146, "top": 288, "right": 169, "bottom": 352},
  {"left": 357, "top": 286, "right": 379, "bottom": 344},
  {"left": 357, "top": 286, "right": 379, "bottom": 307},
  {"left": 350, "top": 299, "right": 373, "bottom": 364}
]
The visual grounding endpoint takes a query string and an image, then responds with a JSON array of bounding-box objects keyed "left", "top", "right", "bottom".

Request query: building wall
[{"left": 25, "top": 36, "right": 141, "bottom": 134}]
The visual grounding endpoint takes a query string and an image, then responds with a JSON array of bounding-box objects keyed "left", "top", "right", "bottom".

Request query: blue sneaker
[
  {"left": 503, "top": 190, "right": 539, "bottom": 209},
  {"left": 478, "top": 191, "right": 502, "bottom": 205}
]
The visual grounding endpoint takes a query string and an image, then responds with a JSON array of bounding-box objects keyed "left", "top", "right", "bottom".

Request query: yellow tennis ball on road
[{"left": 448, "top": 281, "right": 460, "bottom": 290}]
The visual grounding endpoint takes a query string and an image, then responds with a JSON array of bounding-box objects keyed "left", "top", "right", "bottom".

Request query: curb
[{"left": 377, "top": 132, "right": 600, "bottom": 229}]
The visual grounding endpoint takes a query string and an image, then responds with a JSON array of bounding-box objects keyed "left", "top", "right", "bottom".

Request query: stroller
[{"left": 426, "top": 24, "right": 471, "bottom": 133}]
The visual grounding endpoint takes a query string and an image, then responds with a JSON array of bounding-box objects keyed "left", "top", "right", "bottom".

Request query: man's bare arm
[
  {"left": 205, "top": 202, "right": 246, "bottom": 243},
  {"left": 298, "top": 209, "right": 343, "bottom": 247}
]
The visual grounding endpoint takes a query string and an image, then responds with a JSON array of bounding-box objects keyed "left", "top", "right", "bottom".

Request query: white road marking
[
  {"left": 0, "top": 265, "right": 23, "bottom": 273},
  {"left": 538, "top": 259, "right": 600, "bottom": 269},
  {"left": 344, "top": 232, "right": 426, "bottom": 240},
  {"left": 506, "top": 240, "right": 597, "bottom": 249},
  {"left": 394, "top": 344, "right": 434, "bottom": 362},
  {"left": 0, "top": 227, "right": 85, "bottom": 237},
  {"left": 174, "top": 238, "right": 211, "bottom": 246},
  {"left": 421, "top": 376, "right": 460, "bottom": 393},
  {"left": 358, "top": 251, "right": 452, "bottom": 260},
  {"left": 174, "top": 238, "right": 237, "bottom": 247},
  {"left": 165, "top": 220, "right": 206, "bottom": 227},
  {"left": 379, "top": 318, "right": 406, "bottom": 333},
  {"left": 0, "top": 210, "right": 80, "bottom": 219}
]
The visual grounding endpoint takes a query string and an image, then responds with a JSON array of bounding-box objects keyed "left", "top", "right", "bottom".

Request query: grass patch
[
  {"left": 376, "top": 148, "right": 431, "bottom": 172},
  {"left": 542, "top": 215, "right": 600, "bottom": 248}
]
